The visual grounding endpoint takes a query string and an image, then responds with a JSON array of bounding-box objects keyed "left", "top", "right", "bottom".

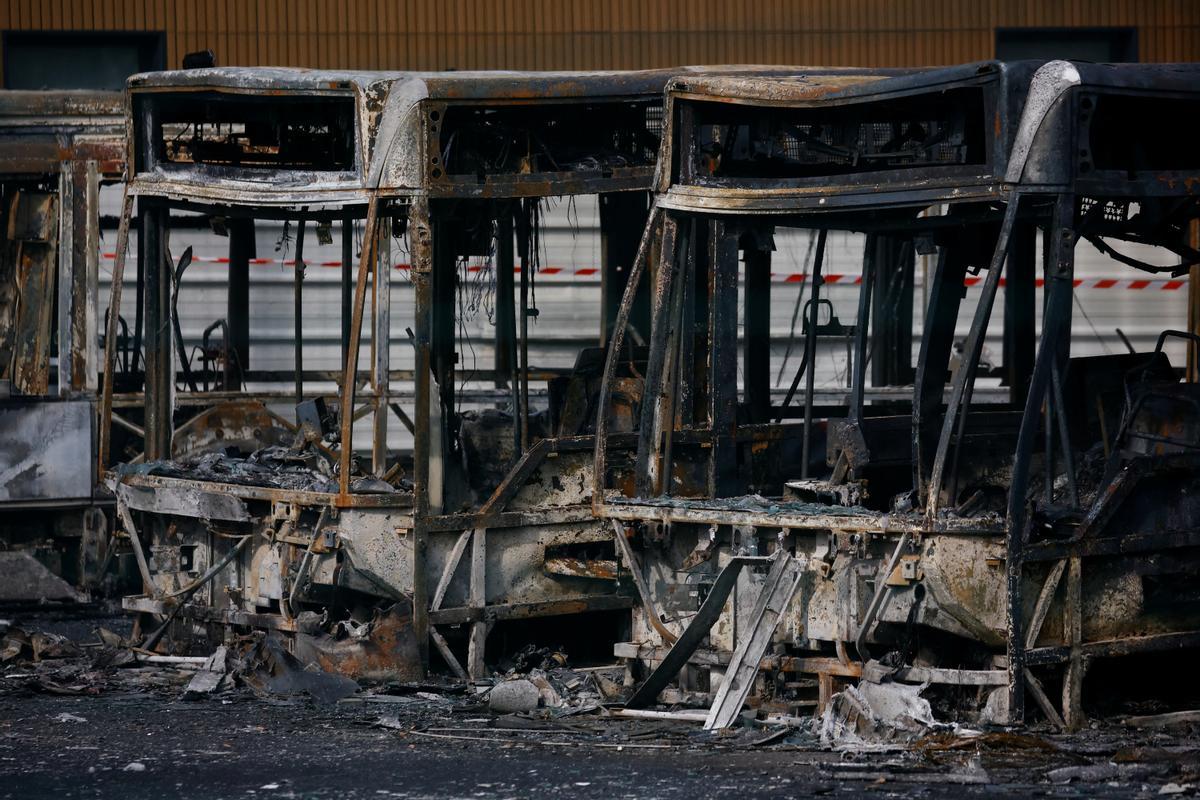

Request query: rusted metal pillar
[
  {"left": 634, "top": 214, "right": 680, "bottom": 497},
  {"left": 743, "top": 233, "right": 772, "bottom": 424},
  {"left": 592, "top": 205, "right": 660, "bottom": 504},
  {"left": 8, "top": 191, "right": 59, "bottom": 396},
  {"left": 56, "top": 168, "right": 75, "bottom": 396},
  {"left": 132, "top": 205, "right": 146, "bottom": 376},
  {"left": 494, "top": 207, "right": 516, "bottom": 386},
  {"left": 1004, "top": 221, "right": 1037, "bottom": 406},
  {"left": 869, "top": 235, "right": 915, "bottom": 387},
  {"left": 372, "top": 221, "right": 391, "bottom": 476},
  {"left": 676, "top": 218, "right": 706, "bottom": 430},
  {"left": 141, "top": 201, "right": 172, "bottom": 461},
  {"left": 83, "top": 162, "right": 100, "bottom": 395},
  {"left": 495, "top": 207, "right": 521, "bottom": 459},
  {"left": 57, "top": 161, "right": 94, "bottom": 397},
  {"left": 708, "top": 217, "right": 739, "bottom": 496},
  {"left": 338, "top": 198, "right": 380, "bottom": 497},
  {"left": 1062, "top": 555, "right": 1085, "bottom": 729},
  {"left": 409, "top": 197, "right": 433, "bottom": 670},
  {"left": 97, "top": 189, "right": 133, "bottom": 473},
  {"left": 132, "top": 97, "right": 158, "bottom": 380},
  {"left": 293, "top": 220, "right": 306, "bottom": 403},
  {"left": 1005, "top": 193, "right": 1076, "bottom": 726},
  {"left": 600, "top": 190, "right": 651, "bottom": 345},
  {"left": 912, "top": 243, "right": 968, "bottom": 499},
  {"left": 800, "top": 230, "right": 827, "bottom": 479},
  {"left": 424, "top": 204, "right": 458, "bottom": 496},
  {"left": 849, "top": 235, "right": 877, "bottom": 425},
  {"left": 517, "top": 201, "right": 533, "bottom": 453},
  {"left": 467, "top": 526, "right": 487, "bottom": 679},
  {"left": 430, "top": 208, "right": 457, "bottom": 417},
  {"left": 227, "top": 217, "right": 254, "bottom": 390},
  {"left": 659, "top": 220, "right": 692, "bottom": 496},
  {"left": 341, "top": 215, "right": 353, "bottom": 369}
]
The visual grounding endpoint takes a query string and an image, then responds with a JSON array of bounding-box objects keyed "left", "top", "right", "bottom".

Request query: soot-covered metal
[
  {"left": 103, "top": 67, "right": 706, "bottom": 683},
  {"left": 0, "top": 90, "right": 125, "bottom": 590},
  {"left": 593, "top": 60, "right": 1200, "bottom": 729},
  {"left": 90, "top": 61, "right": 1200, "bottom": 731}
]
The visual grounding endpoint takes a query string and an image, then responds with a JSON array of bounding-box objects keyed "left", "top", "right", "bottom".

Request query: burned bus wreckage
[
  {"left": 0, "top": 90, "right": 125, "bottom": 595},
  {"left": 594, "top": 61, "right": 1200, "bottom": 729},
  {"left": 99, "top": 60, "right": 1200, "bottom": 728},
  {"left": 104, "top": 66, "right": 697, "bottom": 682}
]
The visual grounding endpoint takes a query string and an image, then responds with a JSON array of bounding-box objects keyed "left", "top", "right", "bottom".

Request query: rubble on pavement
[{"left": 3, "top": 611, "right": 1200, "bottom": 793}]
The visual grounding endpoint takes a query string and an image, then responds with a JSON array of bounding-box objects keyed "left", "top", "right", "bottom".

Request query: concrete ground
[{"left": 2, "top": 608, "right": 1198, "bottom": 800}]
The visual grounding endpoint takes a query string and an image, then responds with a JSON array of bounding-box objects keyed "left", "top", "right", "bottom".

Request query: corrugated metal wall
[{"left": 2, "top": 0, "right": 1198, "bottom": 81}]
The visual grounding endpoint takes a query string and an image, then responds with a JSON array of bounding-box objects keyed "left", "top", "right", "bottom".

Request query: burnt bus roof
[
  {"left": 124, "top": 66, "right": 797, "bottom": 208},
  {"left": 655, "top": 60, "right": 1200, "bottom": 214},
  {"left": 126, "top": 66, "right": 680, "bottom": 98},
  {"left": 0, "top": 90, "right": 125, "bottom": 177}
]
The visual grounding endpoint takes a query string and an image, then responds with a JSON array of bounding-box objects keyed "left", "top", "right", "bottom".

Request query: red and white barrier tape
[{"left": 102, "top": 253, "right": 1189, "bottom": 290}]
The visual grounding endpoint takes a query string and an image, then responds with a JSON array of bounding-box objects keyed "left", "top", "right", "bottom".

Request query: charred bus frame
[
  {"left": 0, "top": 90, "right": 125, "bottom": 588},
  {"left": 102, "top": 67, "right": 691, "bottom": 678},
  {"left": 595, "top": 61, "right": 1200, "bottom": 727}
]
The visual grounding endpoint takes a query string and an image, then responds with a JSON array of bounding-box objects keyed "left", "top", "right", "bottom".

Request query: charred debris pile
[{"left": 4, "top": 614, "right": 1200, "bottom": 793}]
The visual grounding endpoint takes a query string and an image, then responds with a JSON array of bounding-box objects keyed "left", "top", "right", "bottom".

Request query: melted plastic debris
[
  {"left": 817, "top": 681, "right": 954, "bottom": 749},
  {"left": 119, "top": 446, "right": 407, "bottom": 494}
]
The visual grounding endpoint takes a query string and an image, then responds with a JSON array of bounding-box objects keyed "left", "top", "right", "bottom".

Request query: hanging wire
[
  {"left": 454, "top": 209, "right": 502, "bottom": 411},
  {"left": 274, "top": 219, "right": 293, "bottom": 267},
  {"left": 1073, "top": 292, "right": 1112, "bottom": 355},
  {"left": 530, "top": 198, "right": 544, "bottom": 316},
  {"left": 775, "top": 231, "right": 818, "bottom": 386}
]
